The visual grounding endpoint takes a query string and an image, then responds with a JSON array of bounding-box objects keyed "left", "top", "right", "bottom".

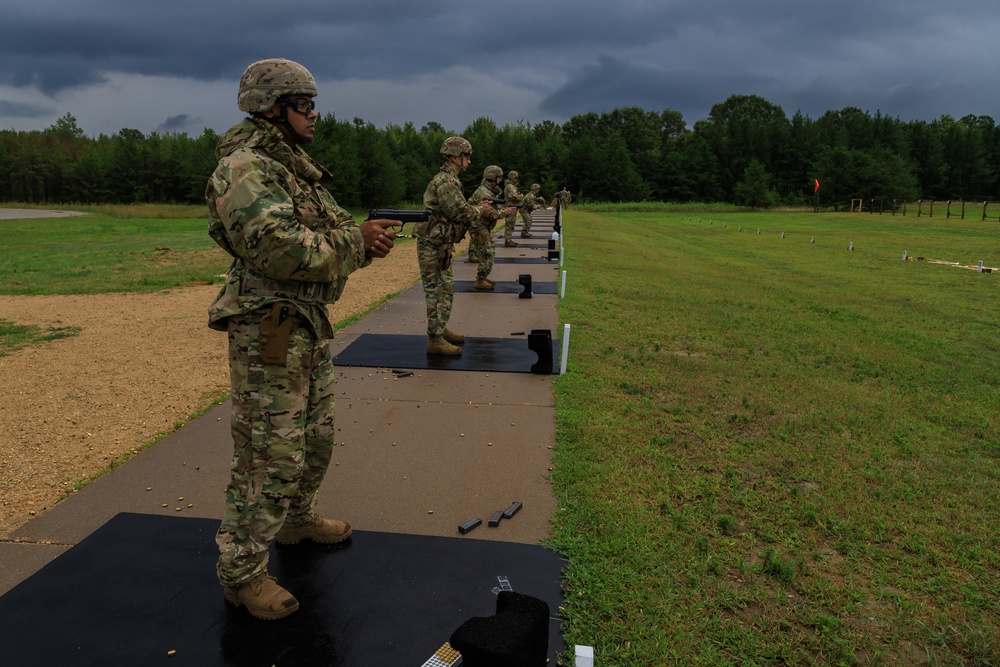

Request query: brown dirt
[{"left": 0, "top": 242, "right": 428, "bottom": 538}]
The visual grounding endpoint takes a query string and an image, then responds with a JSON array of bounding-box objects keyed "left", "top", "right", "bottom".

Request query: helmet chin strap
[{"left": 267, "top": 100, "right": 307, "bottom": 145}]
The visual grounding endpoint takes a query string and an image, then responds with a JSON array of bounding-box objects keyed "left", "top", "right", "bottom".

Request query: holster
[
  {"left": 438, "top": 244, "right": 453, "bottom": 271},
  {"left": 258, "top": 302, "right": 297, "bottom": 366}
]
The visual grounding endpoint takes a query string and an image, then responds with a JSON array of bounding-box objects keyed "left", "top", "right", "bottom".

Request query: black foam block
[
  {"left": 450, "top": 591, "right": 550, "bottom": 666},
  {"left": 0, "top": 513, "right": 564, "bottom": 666},
  {"left": 453, "top": 280, "right": 556, "bottom": 294},
  {"left": 333, "top": 334, "right": 561, "bottom": 374}
]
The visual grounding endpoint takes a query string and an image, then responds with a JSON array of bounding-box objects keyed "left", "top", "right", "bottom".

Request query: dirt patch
[{"left": 0, "top": 242, "right": 426, "bottom": 537}]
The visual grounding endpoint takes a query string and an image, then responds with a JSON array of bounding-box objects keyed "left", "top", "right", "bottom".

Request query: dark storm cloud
[
  {"left": 1, "top": 0, "right": 998, "bottom": 135},
  {"left": 0, "top": 99, "right": 56, "bottom": 119},
  {"left": 155, "top": 114, "right": 201, "bottom": 133}
]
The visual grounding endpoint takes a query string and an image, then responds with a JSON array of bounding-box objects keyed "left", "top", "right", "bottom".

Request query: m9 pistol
[{"left": 367, "top": 208, "right": 431, "bottom": 238}]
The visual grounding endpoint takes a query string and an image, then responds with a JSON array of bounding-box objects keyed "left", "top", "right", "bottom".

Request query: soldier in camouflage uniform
[
  {"left": 206, "top": 58, "right": 397, "bottom": 620},
  {"left": 468, "top": 165, "right": 516, "bottom": 290},
  {"left": 516, "top": 183, "right": 543, "bottom": 237},
  {"left": 502, "top": 171, "right": 523, "bottom": 247},
  {"left": 417, "top": 136, "right": 495, "bottom": 355},
  {"left": 557, "top": 187, "right": 572, "bottom": 209}
]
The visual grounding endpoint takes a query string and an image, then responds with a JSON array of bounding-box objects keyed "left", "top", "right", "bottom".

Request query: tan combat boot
[
  {"left": 275, "top": 514, "right": 352, "bottom": 545},
  {"left": 224, "top": 573, "right": 299, "bottom": 620},
  {"left": 442, "top": 328, "right": 465, "bottom": 344},
  {"left": 427, "top": 336, "right": 462, "bottom": 355},
  {"left": 474, "top": 278, "right": 495, "bottom": 291},
  {"left": 467, "top": 254, "right": 480, "bottom": 263},
  {"left": 504, "top": 240, "right": 518, "bottom": 247},
  {"left": 484, "top": 277, "right": 496, "bottom": 286}
]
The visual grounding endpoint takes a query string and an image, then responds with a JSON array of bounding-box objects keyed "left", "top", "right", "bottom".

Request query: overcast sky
[{"left": 2, "top": 0, "right": 998, "bottom": 138}]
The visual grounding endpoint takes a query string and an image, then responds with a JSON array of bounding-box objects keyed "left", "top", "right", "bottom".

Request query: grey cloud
[
  {"left": 155, "top": 114, "right": 201, "bottom": 133},
  {"left": 0, "top": 99, "right": 56, "bottom": 118}
]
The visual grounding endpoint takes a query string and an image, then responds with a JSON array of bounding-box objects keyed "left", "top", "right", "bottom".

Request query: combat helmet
[
  {"left": 530, "top": 183, "right": 540, "bottom": 191},
  {"left": 507, "top": 170, "right": 519, "bottom": 181},
  {"left": 238, "top": 58, "right": 317, "bottom": 113},
  {"left": 483, "top": 165, "right": 503, "bottom": 180},
  {"left": 440, "top": 136, "right": 473, "bottom": 156}
]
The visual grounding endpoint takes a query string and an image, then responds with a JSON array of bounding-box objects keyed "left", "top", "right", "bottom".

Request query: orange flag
[{"left": 814, "top": 179, "right": 820, "bottom": 192}]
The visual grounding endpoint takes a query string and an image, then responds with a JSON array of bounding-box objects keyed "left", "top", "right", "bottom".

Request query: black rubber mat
[
  {"left": 334, "top": 334, "right": 561, "bottom": 374},
  {"left": 454, "top": 280, "right": 557, "bottom": 294},
  {"left": 0, "top": 513, "right": 565, "bottom": 666}
]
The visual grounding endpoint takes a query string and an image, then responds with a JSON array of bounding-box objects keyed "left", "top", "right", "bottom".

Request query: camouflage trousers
[
  {"left": 417, "top": 236, "right": 455, "bottom": 337},
  {"left": 216, "top": 308, "right": 336, "bottom": 587},
  {"left": 504, "top": 211, "right": 532, "bottom": 242},
  {"left": 468, "top": 222, "right": 495, "bottom": 280}
]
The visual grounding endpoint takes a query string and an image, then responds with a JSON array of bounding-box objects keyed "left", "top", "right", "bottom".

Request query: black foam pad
[{"left": 333, "top": 334, "right": 561, "bottom": 374}]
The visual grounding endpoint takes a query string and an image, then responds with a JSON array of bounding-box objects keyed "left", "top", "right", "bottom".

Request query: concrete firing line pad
[{"left": 0, "top": 209, "right": 567, "bottom": 663}]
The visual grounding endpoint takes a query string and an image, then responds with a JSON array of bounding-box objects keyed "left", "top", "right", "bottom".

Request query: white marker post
[
  {"left": 560, "top": 323, "right": 571, "bottom": 375},
  {"left": 811, "top": 236, "right": 815, "bottom": 244},
  {"left": 978, "top": 260, "right": 984, "bottom": 273},
  {"left": 561, "top": 270, "right": 567, "bottom": 298},
  {"left": 903, "top": 250, "right": 908, "bottom": 261},
  {"left": 781, "top": 231, "right": 785, "bottom": 239},
  {"left": 849, "top": 242, "right": 854, "bottom": 251},
  {"left": 575, "top": 645, "right": 594, "bottom": 667}
]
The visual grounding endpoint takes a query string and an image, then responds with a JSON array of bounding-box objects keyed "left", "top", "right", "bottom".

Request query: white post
[
  {"left": 978, "top": 260, "right": 984, "bottom": 273},
  {"left": 903, "top": 250, "right": 908, "bottom": 261},
  {"left": 561, "top": 270, "right": 567, "bottom": 298},
  {"left": 560, "top": 323, "right": 571, "bottom": 375},
  {"left": 849, "top": 242, "right": 854, "bottom": 251},
  {"left": 575, "top": 645, "right": 594, "bottom": 667}
]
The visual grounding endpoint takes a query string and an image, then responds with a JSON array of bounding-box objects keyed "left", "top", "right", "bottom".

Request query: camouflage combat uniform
[
  {"left": 517, "top": 185, "right": 542, "bottom": 237},
  {"left": 557, "top": 188, "right": 572, "bottom": 209},
  {"left": 206, "top": 117, "right": 369, "bottom": 587},
  {"left": 502, "top": 176, "right": 523, "bottom": 245},
  {"left": 468, "top": 176, "right": 505, "bottom": 282},
  {"left": 417, "top": 160, "right": 484, "bottom": 336}
]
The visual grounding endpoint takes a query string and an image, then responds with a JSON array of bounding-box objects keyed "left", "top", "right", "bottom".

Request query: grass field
[
  {"left": 550, "top": 207, "right": 998, "bottom": 665},
  {"left": 0, "top": 204, "right": 230, "bottom": 295}
]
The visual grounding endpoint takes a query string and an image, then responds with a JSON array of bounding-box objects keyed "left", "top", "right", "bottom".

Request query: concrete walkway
[{"left": 0, "top": 210, "right": 564, "bottom": 597}]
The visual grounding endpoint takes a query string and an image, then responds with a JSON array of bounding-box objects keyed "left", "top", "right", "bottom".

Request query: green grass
[
  {"left": 0, "top": 204, "right": 231, "bottom": 295},
  {"left": 0, "top": 319, "right": 81, "bottom": 356},
  {"left": 550, "top": 208, "right": 999, "bottom": 665}
]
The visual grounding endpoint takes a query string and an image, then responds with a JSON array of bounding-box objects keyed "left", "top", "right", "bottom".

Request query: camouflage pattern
[
  {"left": 502, "top": 176, "right": 524, "bottom": 244},
  {"left": 207, "top": 116, "right": 368, "bottom": 587},
  {"left": 216, "top": 309, "right": 335, "bottom": 586},
  {"left": 557, "top": 187, "right": 572, "bottom": 209},
  {"left": 207, "top": 117, "right": 369, "bottom": 339},
  {"left": 439, "top": 136, "right": 473, "bottom": 156},
  {"left": 468, "top": 174, "right": 505, "bottom": 280},
  {"left": 238, "top": 58, "right": 317, "bottom": 114},
  {"left": 518, "top": 183, "right": 542, "bottom": 235},
  {"left": 417, "top": 160, "right": 483, "bottom": 336}
]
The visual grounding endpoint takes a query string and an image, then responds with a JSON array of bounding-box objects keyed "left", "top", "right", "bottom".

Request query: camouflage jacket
[
  {"left": 503, "top": 180, "right": 523, "bottom": 209},
  {"left": 469, "top": 179, "right": 505, "bottom": 230},
  {"left": 417, "top": 161, "right": 483, "bottom": 246},
  {"left": 206, "top": 117, "right": 369, "bottom": 337}
]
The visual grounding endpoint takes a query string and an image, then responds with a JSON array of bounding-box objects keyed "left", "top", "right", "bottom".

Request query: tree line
[{"left": 2, "top": 94, "right": 999, "bottom": 209}]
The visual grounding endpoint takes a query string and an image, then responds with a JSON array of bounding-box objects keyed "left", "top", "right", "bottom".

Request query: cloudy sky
[{"left": 2, "top": 0, "right": 998, "bottom": 138}]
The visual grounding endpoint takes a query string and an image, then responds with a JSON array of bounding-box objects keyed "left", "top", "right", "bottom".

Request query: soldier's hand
[
  {"left": 361, "top": 219, "right": 396, "bottom": 258},
  {"left": 480, "top": 201, "right": 495, "bottom": 216},
  {"left": 505, "top": 207, "right": 518, "bottom": 216}
]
